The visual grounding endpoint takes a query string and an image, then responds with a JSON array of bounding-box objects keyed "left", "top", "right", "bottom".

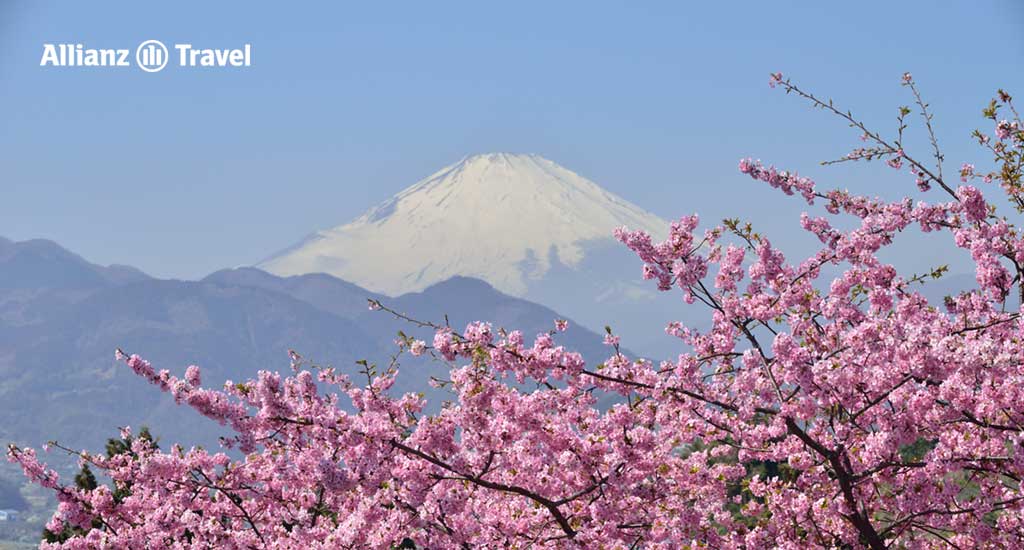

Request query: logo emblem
[{"left": 135, "top": 40, "right": 168, "bottom": 73}]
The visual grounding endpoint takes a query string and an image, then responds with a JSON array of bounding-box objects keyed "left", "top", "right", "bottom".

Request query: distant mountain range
[{"left": 0, "top": 237, "right": 618, "bottom": 466}]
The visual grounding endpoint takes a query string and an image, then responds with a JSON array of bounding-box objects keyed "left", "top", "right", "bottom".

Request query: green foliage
[
  {"left": 73, "top": 466, "right": 97, "bottom": 493},
  {"left": 898, "top": 438, "right": 937, "bottom": 463}
]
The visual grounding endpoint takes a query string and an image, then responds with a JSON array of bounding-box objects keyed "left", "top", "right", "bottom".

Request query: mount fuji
[{"left": 260, "top": 153, "right": 684, "bottom": 356}]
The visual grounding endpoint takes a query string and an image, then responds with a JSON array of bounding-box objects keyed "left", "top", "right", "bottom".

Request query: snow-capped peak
[{"left": 259, "top": 153, "right": 667, "bottom": 296}]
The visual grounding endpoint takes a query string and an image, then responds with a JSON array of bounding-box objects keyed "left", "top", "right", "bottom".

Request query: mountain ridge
[{"left": 0, "top": 238, "right": 620, "bottom": 467}]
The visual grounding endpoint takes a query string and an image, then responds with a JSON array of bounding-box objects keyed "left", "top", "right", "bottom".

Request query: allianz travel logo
[{"left": 40, "top": 40, "right": 252, "bottom": 72}]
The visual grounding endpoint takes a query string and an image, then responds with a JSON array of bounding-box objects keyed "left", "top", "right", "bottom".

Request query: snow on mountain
[{"left": 259, "top": 153, "right": 667, "bottom": 297}]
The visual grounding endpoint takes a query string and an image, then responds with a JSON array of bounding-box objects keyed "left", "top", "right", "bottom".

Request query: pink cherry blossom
[
  {"left": 9, "top": 74, "right": 1024, "bottom": 549},
  {"left": 409, "top": 339, "right": 427, "bottom": 356}
]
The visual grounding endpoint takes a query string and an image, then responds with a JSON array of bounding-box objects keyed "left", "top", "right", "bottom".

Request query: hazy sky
[{"left": 1, "top": 1, "right": 1022, "bottom": 279}]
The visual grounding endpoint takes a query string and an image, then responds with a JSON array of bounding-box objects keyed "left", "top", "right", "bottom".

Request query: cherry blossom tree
[{"left": 9, "top": 74, "right": 1024, "bottom": 549}]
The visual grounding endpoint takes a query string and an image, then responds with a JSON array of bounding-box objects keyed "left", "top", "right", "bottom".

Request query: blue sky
[{"left": 1, "top": 1, "right": 1022, "bottom": 279}]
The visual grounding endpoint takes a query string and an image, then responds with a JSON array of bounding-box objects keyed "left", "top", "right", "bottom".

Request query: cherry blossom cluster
[{"left": 9, "top": 74, "right": 1024, "bottom": 549}]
